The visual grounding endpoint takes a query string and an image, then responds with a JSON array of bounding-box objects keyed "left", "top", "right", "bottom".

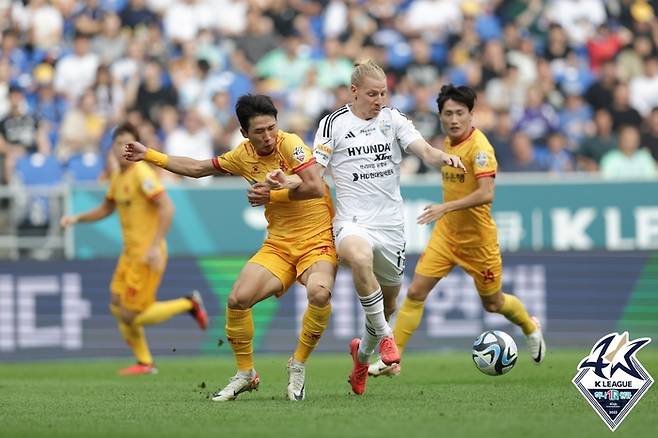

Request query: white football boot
[
  {"left": 211, "top": 370, "right": 260, "bottom": 401},
  {"left": 286, "top": 358, "right": 306, "bottom": 401},
  {"left": 368, "top": 358, "right": 401, "bottom": 377},
  {"left": 526, "top": 316, "right": 546, "bottom": 364}
]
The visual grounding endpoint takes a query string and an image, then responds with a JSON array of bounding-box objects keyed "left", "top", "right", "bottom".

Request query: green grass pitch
[{"left": 2, "top": 350, "right": 657, "bottom": 438}]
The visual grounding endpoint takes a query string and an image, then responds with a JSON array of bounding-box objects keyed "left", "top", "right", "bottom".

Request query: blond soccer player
[
  {"left": 61, "top": 122, "right": 208, "bottom": 376},
  {"left": 123, "top": 94, "right": 337, "bottom": 401},
  {"left": 369, "top": 84, "right": 546, "bottom": 378}
]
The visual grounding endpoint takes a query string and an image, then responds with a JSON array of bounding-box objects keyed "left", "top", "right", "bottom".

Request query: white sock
[
  {"left": 359, "top": 288, "right": 392, "bottom": 338},
  {"left": 357, "top": 323, "right": 378, "bottom": 363}
]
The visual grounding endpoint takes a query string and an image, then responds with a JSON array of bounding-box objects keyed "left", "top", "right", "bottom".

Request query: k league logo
[{"left": 572, "top": 332, "right": 653, "bottom": 431}]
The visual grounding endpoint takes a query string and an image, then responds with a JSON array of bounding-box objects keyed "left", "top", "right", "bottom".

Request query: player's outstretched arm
[
  {"left": 407, "top": 139, "right": 466, "bottom": 172},
  {"left": 417, "top": 176, "right": 494, "bottom": 224},
  {"left": 123, "top": 141, "right": 217, "bottom": 178},
  {"left": 60, "top": 199, "right": 115, "bottom": 228}
]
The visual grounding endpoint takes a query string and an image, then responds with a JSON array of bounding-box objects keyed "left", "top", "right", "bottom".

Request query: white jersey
[{"left": 313, "top": 105, "right": 423, "bottom": 229}]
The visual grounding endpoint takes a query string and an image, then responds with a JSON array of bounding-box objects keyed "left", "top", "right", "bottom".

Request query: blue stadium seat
[
  {"left": 15, "top": 153, "right": 64, "bottom": 227},
  {"left": 66, "top": 152, "right": 104, "bottom": 182}
]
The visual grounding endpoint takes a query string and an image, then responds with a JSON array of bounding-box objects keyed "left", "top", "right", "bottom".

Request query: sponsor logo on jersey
[
  {"left": 347, "top": 143, "right": 391, "bottom": 157},
  {"left": 345, "top": 131, "right": 356, "bottom": 139},
  {"left": 475, "top": 151, "right": 488, "bottom": 168},
  {"left": 352, "top": 168, "right": 395, "bottom": 181},
  {"left": 292, "top": 146, "right": 307, "bottom": 164},
  {"left": 573, "top": 332, "right": 653, "bottom": 431},
  {"left": 378, "top": 119, "right": 392, "bottom": 136}
]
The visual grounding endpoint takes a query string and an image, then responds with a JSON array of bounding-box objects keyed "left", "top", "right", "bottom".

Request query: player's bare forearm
[
  {"left": 161, "top": 155, "right": 217, "bottom": 178},
  {"left": 408, "top": 139, "right": 466, "bottom": 171},
  {"left": 150, "top": 192, "right": 174, "bottom": 248},
  {"left": 76, "top": 200, "right": 115, "bottom": 223},
  {"left": 443, "top": 180, "right": 494, "bottom": 213},
  {"left": 290, "top": 163, "right": 325, "bottom": 200}
]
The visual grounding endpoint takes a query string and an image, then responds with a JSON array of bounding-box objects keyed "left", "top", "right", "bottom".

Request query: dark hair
[
  {"left": 112, "top": 122, "right": 140, "bottom": 142},
  {"left": 436, "top": 84, "right": 476, "bottom": 113},
  {"left": 235, "top": 94, "right": 278, "bottom": 131}
]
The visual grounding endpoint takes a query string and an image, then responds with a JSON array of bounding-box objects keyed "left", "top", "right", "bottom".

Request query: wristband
[
  {"left": 270, "top": 189, "right": 290, "bottom": 202},
  {"left": 144, "top": 148, "right": 169, "bottom": 167}
]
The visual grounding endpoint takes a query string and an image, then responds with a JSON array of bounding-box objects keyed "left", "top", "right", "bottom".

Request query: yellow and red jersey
[
  {"left": 212, "top": 130, "right": 334, "bottom": 241},
  {"left": 106, "top": 161, "right": 166, "bottom": 258},
  {"left": 436, "top": 128, "right": 498, "bottom": 247}
]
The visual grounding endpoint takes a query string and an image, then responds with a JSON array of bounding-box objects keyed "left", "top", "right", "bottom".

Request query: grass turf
[{"left": 1, "top": 350, "right": 657, "bottom": 438}]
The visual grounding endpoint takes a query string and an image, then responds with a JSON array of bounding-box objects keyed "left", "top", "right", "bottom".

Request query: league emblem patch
[
  {"left": 475, "top": 151, "right": 488, "bottom": 168},
  {"left": 572, "top": 332, "right": 653, "bottom": 431},
  {"left": 292, "top": 146, "right": 307, "bottom": 164},
  {"left": 379, "top": 119, "right": 392, "bottom": 137},
  {"left": 142, "top": 178, "right": 155, "bottom": 194}
]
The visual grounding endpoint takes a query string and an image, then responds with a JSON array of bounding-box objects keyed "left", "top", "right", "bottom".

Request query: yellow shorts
[
  {"left": 249, "top": 228, "right": 337, "bottom": 295},
  {"left": 415, "top": 232, "right": 501, "bottom": 296},
  {"left": 110, "top": 252, "right": 166, "bottom": 312}
]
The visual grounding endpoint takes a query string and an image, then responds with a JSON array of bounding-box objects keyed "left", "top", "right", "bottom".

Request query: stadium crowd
[{"left": 2, "top": 0, "right": 658, "bottom": 188}]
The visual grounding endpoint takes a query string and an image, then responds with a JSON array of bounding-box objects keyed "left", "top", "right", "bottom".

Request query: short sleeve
[
  {"left": 472, "top": 142, "right": 497, "bottom": 178},
  {"left": 105, "top": 173, "right": 117, "bottom": 201},
  {"left": 392, "top": 109, "right": 423, "bottom": 151},
  {"left": 213, "top": 148, "right": 242, "bottom": 176},
  {"left": 313, "top": 115, "right": 335, "bottom": 167},
  {"left": 280, "top": 133, "right": 316, "bottom": 173},
  {"left": 136, "top": 164, "right": 165, "bottom": 199}
]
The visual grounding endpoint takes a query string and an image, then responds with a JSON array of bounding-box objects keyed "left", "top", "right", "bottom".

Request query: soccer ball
[{"left": 472, "top": 330, "right": 518, "bottom": 376}]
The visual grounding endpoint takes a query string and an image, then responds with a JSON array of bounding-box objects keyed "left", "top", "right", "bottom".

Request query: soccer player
[
  {"left": 60, "top": 122, "right": 208, "bottom": 376},
  {"left": 122, "top": 94, "right": 336, "bottom": 401},
  {"left": 369, "top": 84, "right": 546, "bottom": 377},
  {"left": 272, "top": 60, "right": 465, "bottom": 395}
]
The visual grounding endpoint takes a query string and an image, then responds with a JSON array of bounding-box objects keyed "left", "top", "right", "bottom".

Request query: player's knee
[
  {"left": 345, "top": 250, "right": 373, "bottom": 272},
  {"left": 227, "top": 290, "right": 251, "bottom": 310},
  {"left": 406, "top": 285, "right": 430, "bottom": 302},
  {"left": 482, "top": 297, "right": 503, "bottom": 313},
  {"left": 120, "top": 308, "right": 136, "bottom": 325},
  {"left": 307, "top": 281, "right": 331, "bottom": 306}
]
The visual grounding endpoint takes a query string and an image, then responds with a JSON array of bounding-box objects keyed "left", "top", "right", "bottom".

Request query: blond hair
[{"left": 351, "top": 59, "right": 386, "bottom": 86}]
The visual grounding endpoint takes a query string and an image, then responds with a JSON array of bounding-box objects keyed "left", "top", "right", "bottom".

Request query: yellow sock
[
  {"left": 393, "top": 297, "right": 425, "bottom": 354},
  {"left": 293, "top": 303, "right": 331, "bottom": 363},
  {"left": 110, "top": 304, "right": 153, "bottom": 365},
  {"left": 226, "top": 307, "right": 254, "bottom": 371},
  {"left": 498, "top": 293, "right": 536, "bottom": 335},
  {"left": 133, "top": 298, "right": 193, "bottom": 326}
]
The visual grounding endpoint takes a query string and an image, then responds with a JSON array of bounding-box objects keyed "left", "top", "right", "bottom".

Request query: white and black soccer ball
[{"left": 472, "top": 330, "right": 518, "bottom": 376}]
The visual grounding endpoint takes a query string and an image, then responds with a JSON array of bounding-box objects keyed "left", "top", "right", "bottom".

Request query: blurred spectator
[
  {"left": 629, "top": 56, "right": 658, "bottom": 117},
  {"left": 600, "top": 124, "right": 657, "bottom": 178},
  {"left": 577, "top": 108, "right": 617, "bottom": 171},
  {"left": 487, "top": 109, "right": 515, "bottom": 169},
  {"left": 73, "top": 0, "right": 105, "bottom": 35},
  {"left": 559, "top": 91, "right": 593, "bottom": 150},
  {"left": 0, "top": 86, "right": 50, "bottom": 182},
  {"left": 616, "top": 34, "right": 654, "bottom": 83},
  {"left": 610, "top": 83, "right": 643, "bottom": 131},
  {"left": 164, "top": 109, "right": 213, "bottom": 184},
  {"left": 12, "top": 0, "right": 64, "bottom": 51},
  {"left": 584, "top": 59, "right": 618, "bottom": 110},
  {"left": 235, "top": 9, "right": 279, "bottom": 66},
  {"left": 586, "top": 24, "right": 629, "bottom": 73},
  {"left": 120, "top": 0, "right": 158, "bottom": 29},
  {"left": 504, "top": 131, "right": 546, "bottom": 172},
  {"left": 134, "top": 58, "right": 178, "bottom": 124},
  {"left": 316, "top": 38, "right": 353, "bottom": 89},
  {"left": 544, "top": 0, "right": 607, "bottom": 46},
  {"left": 93, "top": 64, "right": 124, "bottom": 123},
  {"left": 544, "top": 131, "right": 574, "bottom": 173},
  {"left": 513, "top": 86, "right": 559, "bottom": 146},
  {"left": 56, "top": 89, "right": 105, "bottom": 162},
  {"left": 92, "top": 12, "right": 129, "bottom": 65},
  {"left": 485, "top": 62, "right": 526, "bottom": 112},
  {"left": 640, "top": 106, "right": 658, "bottom": 161},
  {"left": 54, "top": 32, "right": 99, "bottom": 103},
  {"left": 256, "top": 34, "right": 313, "bottom": 90}
]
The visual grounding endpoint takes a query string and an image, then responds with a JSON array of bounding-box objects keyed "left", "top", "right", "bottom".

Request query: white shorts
[{"left": 333, "top": 221, "right": 406, "bottom": 286}]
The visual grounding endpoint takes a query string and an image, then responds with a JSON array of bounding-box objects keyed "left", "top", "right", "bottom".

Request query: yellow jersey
[
  {"left": 212, "top": 130, "right": 334, "bottom": 241},
  {"left": 437, "top": 128, "right": 498, "bottom": 247},
  {"left": 106, "top": 161, "right": 166, "bottom": 258}
]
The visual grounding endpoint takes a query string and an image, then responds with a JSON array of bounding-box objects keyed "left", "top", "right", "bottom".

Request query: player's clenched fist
[
  {"left": 123, "top": 141, "right": 147, "bottom": 161},
  {"left": 266, "top": 169, "right": 286, "bottom": 189}
]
